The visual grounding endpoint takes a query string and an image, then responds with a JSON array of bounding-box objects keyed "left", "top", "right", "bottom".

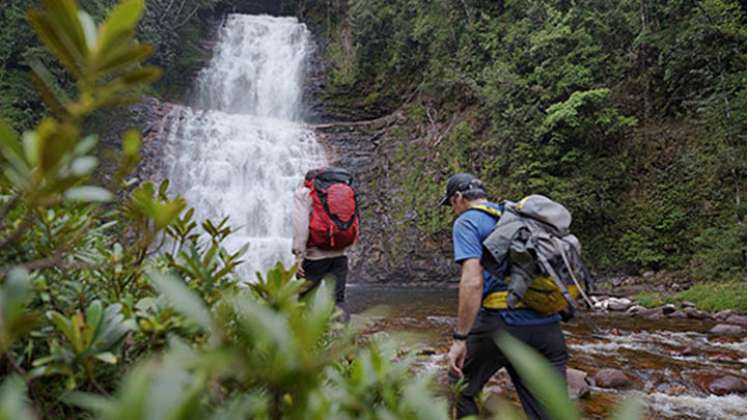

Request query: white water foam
[
  {"left": 647, "top": 392, "right": 747, "bottom": 419},
  {"left": 161, "top": 15, "right": 326, "bottom": 279}
]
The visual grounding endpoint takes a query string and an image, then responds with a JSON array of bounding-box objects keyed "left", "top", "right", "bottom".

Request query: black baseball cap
[{"left": 438, "top": 173, "right": 486, "bottom": 206}]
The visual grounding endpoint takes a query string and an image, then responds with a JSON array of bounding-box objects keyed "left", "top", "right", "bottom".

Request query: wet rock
[
  {"left": 681, "top": 301, "right": 696, "bottom": 309},
  {"left": 593, "top": 368, "right": 631, "bottom": 389},
  {"left": 607, "top": 298, "right": 632, "bottom": 312},
  {"left": 567, "top": 368, "right": 591, "bottom": 399},
  {"left": 707, "top": 375, "right": 747, "bottom": 396},
  {"left": 643, "top": 309, "right": 664, "bottom": 321},
  {"left": 661, "top": 304, "right": 677, "bottom": 315},
  {"left": 710, "top": 324, "right": 744, "bottom": 336},
  {"left": 626, "top": 305, "right": 646, "bottom": 314},
  {"left": 725, "top": 314, "right": 747, "bottom": 326},
  {"left": 684, "top": 308, "right": 708, "bottom": 320},
  {"left": 668, "top": 310, "right": 688, "bottom": 319},
  {"left": 715, "top": 310, "right": 735, "bottom": 321},
  {"left": 643, "top": 271, "right": 655, "bottom": 278},
  {"left": 680, "top": 345, "right": 697, "bottom": 357}
]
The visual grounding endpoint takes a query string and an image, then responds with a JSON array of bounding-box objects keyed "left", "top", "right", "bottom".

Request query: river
[{"left": 347, "top": 286, "right": 747, "bottom": 419}]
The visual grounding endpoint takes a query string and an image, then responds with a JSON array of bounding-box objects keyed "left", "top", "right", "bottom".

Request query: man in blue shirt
[{"left": 441, "top": 173, "right": 568, "bottom": 419}]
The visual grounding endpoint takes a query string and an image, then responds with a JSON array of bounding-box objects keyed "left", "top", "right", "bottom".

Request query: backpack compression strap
[{"left": 468, "top": 204, "right": 502, "bottom": 219}]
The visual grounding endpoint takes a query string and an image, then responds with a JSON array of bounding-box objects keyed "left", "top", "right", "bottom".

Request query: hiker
[
  {"left": 442, "top": 173, "right": 569, "bottom": 419},
  {"left": 292, "top": 167, "right": 359, "bottom": 320}
]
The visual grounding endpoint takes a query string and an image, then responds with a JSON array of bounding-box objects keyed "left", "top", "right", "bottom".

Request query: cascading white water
[{"left": 161, "top": 14, "right": 326, "bottom": 279}]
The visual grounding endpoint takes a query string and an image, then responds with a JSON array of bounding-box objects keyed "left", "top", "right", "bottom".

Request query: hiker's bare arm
[{"left": 456, "top": 258, "right": 484, "bottom": 335}]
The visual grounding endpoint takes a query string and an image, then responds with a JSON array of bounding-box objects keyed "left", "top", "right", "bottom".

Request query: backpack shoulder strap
[{"left": 468, "top": 204, "right": 502, "bottom": 220}]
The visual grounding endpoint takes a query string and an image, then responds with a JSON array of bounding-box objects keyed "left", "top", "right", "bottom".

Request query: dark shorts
[
  {"left": 451, "top": 312, "right": 569, "bottom": 419},
  {"left": 300, "top": 256, "right": 348, "bottom": 305}
]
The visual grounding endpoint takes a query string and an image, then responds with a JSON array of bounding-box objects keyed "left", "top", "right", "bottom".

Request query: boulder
[
  {"left": 710, "top": 324, "right": 744, "bottom": 336},
  {"left": 661, "top": 304, "right": 677, "bottom": 315},
  {"left": 566, "top": 368, "right": 591, "bottom": 399},
  {"left": 684, "top": 308, "right": 708, "bottom": 320},
  {"left": 680, "top": 346, "right": 697, "bottom": 357},
  {"left": 607, "top": 298, "right": 633, "bottom": 312},
  {"left": 626, "top": 305, "right": 646, "bottom": 314},
  {"left": 681, "top": 301, "right": 696, "bottom": 309},
  {"left": 668, "top": 310, "right": 688, "bottom": 319},
  {"left": 643, "top": 309, "right": 664, "bottom": 321},
  {"left": 715, "top": 310, "right": 736, "bottom": 321},
  {"left": 707, "top": 375, "right": 747, "bottom": 396},
  {"left": 593, "top": 368, "right": 631, "bottom": 389},
  {"left": 725, "top": 314, "right": 747, "bottom": 327}
]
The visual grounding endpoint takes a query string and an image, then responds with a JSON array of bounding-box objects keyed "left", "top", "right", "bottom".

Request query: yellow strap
[
  {"left": 482, "top": 291, "right": 526, "bottom": 310},
  {"left": 470, "top": 204, "right": 502, "bottom": 219}
]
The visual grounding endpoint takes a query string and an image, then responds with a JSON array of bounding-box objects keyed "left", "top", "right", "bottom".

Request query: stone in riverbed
[
  {"left": 661, "top": 304, "right": 677, "bottom": 315},
  {"left": 684, "top": 308, "right": 708, "bottom": 319},
  {"left": 709, "top": 324, "right": 744, "bottom": 336},
  {"left": 593, "top": 368, "right": 631, "bottom": 389},
  {"left": 725, "top": 314, "right": 747, "bottom": 326},
  {"left": 626, "top": 305, "right": 646, "bottom": 314},
  {"left": 680, "top": 345, "right": 697, "bottom": 356},
  {"left": 668, "top": 310, "right": 687, "bottom": 319},
  {"left": 681, "top": 301, "right": 696, "bottom": 309},
  {"left": 606, "top": 298, "right": 632, "bottom": 311},
  {"left": 567, "top": 368, "right": 591, "bottom": 399},
  {"left": 715, "top": 309, "right": 735, "bottom": 321},
  {"left": 707, "top": 375, "right": 747, "bottom": 396}
]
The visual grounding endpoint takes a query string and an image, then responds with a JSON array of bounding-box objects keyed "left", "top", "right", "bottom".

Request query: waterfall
[{"left": 160, "top": 14, "right": 326, "bottom": 280}]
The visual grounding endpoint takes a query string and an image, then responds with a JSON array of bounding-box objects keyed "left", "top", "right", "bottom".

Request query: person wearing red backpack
[{"left": 292, "top": 167, "right": 359, "bottom": 320}]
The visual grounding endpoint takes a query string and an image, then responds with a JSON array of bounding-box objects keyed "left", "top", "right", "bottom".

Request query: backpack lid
[
  {"left": 514, "top": 195, "right": 571, "bottom": 235},
  {"left": 314, "top": 167, "right": 353, "bottom": 190}
]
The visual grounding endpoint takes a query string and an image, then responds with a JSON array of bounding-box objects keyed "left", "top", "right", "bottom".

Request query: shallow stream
[{"left": 347, "top": 286, "right": 747, "bottom": 419}]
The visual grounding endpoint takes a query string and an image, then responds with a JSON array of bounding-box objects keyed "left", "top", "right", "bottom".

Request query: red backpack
[{"left": 307, "top": 168, "right": 359, "bottom": 250}]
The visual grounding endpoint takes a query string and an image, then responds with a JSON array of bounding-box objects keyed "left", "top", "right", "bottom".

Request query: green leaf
[
  {"left": 0, "top": 119, "right": 22, "bottom": 161},
  {"left": 122, "top": 130, "right": 141, "bottom": 157},
  {"left": 98, "top": 44, "right": 154, "bottom": 78},
  {"left": 48, "top": 311, "right": 76, "bottom": 343},
  {"left": 97, "top": 0, "right": 144, "bottom": 54},
  {"left": 495, "top": 332, "right": 580, "bottom": 420},
  {"left": 27, "top": 10, "right": 83, "bottom": 78},
  {"left": 71, "top": 156, "right": 98, "bottom": 176},
  {"left": 0, "top": 376, "right": 35, "bottom": 420},
  {"left": 64, "top": 186, "right": 113, "bottom": 203},
  {"left": 610, "top": 395, "right": 644, "bottom": 420},
  {"left": 147, "top": 269, "right": 215, "bottom": 334},
  {"left": 95, "top": 352, "right": 118, "bottom": 364},
  {"left": 78, "top": 11, "right": 97, "bottom": 50}
]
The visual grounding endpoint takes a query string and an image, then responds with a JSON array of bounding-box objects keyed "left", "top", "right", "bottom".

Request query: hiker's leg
[
  {"left": 299, "top": 258, "right": 332, "bottom": 299},
  {"left": 505, "top": 323, "right": 569, "bottom": 420},
  {"left": 452, "top": 315, "right": 505, "bottom": 418},
  {"left": 330, "top": 256, "right": 348, "bottom": 304},
  {"left": 329, "top": 256, "right": 349, "bottom": 321}
]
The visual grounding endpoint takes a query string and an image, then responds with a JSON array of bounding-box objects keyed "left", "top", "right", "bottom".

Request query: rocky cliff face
[
  {"left": 304, "top": 47, "right": 457, "bottom": 284},
  {"left": 313, "top": 118, "right": 458, "bottom": 284}
]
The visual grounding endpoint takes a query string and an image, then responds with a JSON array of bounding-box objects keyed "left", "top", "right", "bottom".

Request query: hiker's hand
[
  {"left": 448, "top": 340, "right": 467, "bottom": 377},
  {"left": 295, "top": 258, "right": 305, "bottom": 278}
]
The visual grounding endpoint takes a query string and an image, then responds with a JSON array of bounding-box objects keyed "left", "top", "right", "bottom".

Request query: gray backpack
[{"left": 480, "top": 195, "right": 594, "bottom": 316}]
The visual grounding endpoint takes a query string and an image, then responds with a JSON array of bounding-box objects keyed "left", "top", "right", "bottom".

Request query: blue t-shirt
[{"left": 453, "top": 201, "right": 561, "bottom": 326}]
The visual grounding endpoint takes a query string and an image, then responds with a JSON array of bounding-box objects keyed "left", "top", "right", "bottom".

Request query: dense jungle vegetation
[
  {"left": 0, "top": 0, "right": 742, "bottom": 417},
  {"left": 300, "top": 0, "right": 747, "bottom": 283},
  {"left": 0, "top": 1, "right": 457, "bottom": 418}
]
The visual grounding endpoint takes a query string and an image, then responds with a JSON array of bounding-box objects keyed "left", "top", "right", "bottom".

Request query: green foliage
[
  {"left": 0, "top": 2, "right": 454, "bottom": 418},
  {"left": 320, "top": 0, "right": 747, "bottom": 279},
  {"left": 692, "top": 223, "right": 747, "bottom": 281},
  {"left": 670, "top": 281, "right": 747, "bottom": 312},
  {"left": 633, "top": 291, "right": 665, "bottom": 308}
]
